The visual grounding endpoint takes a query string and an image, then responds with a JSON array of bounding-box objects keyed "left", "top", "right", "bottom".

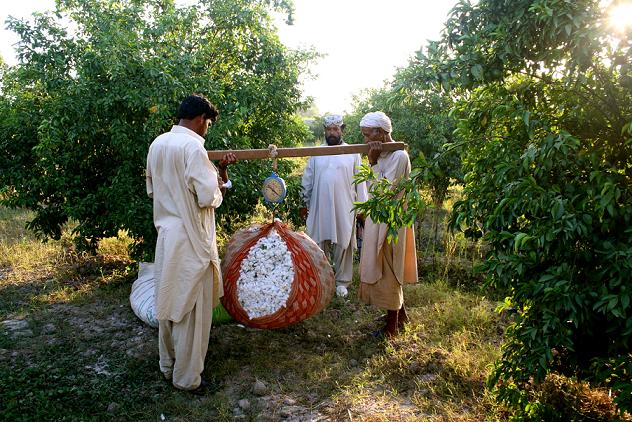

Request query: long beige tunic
[
  {"left": 146, "top": 125, "right": 224, "bottom": 390},
  {"left": 146, "top": 125, "right": 224, "bottom": 323},
  {"left": 301, "top": 142, "right": 368, "bottom": 248},
  {"left": 301, "top": 142, "right": 368, "bottom": 283},
  {"left": 359, "top": 149, "right": 418, "bottom": 310}
]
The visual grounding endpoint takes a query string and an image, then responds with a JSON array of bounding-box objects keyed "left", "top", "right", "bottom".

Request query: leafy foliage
[
  {"left": 451, "top": 80, "right": 632, "bottom": 414},
  {"left": 353, "top": 162, "right": 426, "bottom": 243},
  {"left": 349, "top": 0, "right": 632, "bottom": 417},
  {"left": 429, "top": 0, "right": 631, "bottom": 417},
  {"left": 345, "top": 84, "right": 461, "bottom": 209},
  {"left": 0, "top": 0, "right": 315, "bottom": 259}
]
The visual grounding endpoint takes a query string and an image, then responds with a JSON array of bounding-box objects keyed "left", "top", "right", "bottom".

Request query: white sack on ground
[{"left": 129, "top": 262, "right": 158, "bottom": 328}]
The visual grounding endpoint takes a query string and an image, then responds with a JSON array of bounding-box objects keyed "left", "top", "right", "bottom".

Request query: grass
[
  {"left": 0, "top": 206, "right": 505, "bottom": 421},
  {"left": 3, "top": 204, "right": 624, "bottom": 421}
]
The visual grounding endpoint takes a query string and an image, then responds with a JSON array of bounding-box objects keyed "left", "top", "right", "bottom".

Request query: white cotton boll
[{"left": 236, "top": 229, "right": 295, "bottom": 319}]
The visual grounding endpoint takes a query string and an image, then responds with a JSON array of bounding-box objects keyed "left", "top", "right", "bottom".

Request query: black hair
[{"left": 176, "top": 94, "right": 219, "bottom": 122}]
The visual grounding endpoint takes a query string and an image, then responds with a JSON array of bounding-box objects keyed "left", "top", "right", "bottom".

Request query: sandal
[{"left": 187, "top": 378, "right": 220, "bottom": 396}]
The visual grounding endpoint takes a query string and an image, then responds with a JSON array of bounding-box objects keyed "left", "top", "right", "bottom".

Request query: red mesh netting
[{"left": 221, "top": 221, "right": 334, "bottom": 329}]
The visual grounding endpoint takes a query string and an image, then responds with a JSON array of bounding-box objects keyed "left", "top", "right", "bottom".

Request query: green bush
[
  {"left": 0, "top": 0, "right": 315, "bottom": 260},
  {"left": 345, "top": 85, "right": 461, "bottom": 209},
  {"left": 350, "top": 0, "right": 632, "bottom": 417},
  {"left": 437, "top": 1, "right": 632, "bottom": 416}
]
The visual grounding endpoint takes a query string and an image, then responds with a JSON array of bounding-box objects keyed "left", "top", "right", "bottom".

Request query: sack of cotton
[
  {"left": 129, "top": 262, "right": 159, "bottom": 328},
  {"left": 129, "top": 262, "right": 233, "bottom": 327},
  {"left": 221, "top": 220, "right": 335, "bottom": 329}
]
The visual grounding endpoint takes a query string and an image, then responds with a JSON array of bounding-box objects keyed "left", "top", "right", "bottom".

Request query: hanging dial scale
[
  {"left": 261, "top": 145, "right": 287, "bottom": 204},
  {"left": 262, "top": 171, "right": 287, "bottom": 203}
]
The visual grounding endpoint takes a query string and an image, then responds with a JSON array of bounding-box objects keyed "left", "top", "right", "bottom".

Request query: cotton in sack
[
  {"left": 221, "top": 220, "right": 335, "bottom": 329},
  {"left": 129, "top": 262, "right": 231, "bottom": 327},
  {"left": 129, "top": 262, "right": 159, "bottom": 327}
]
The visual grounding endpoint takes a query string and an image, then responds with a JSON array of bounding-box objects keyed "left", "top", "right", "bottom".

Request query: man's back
[{"left": 147, "top": 126, "right": 223, "bottom": 232}]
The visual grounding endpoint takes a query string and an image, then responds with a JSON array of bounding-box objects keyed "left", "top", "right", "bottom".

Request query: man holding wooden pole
[
  {"left": 359, "top": 111, "right": 418, "bottom": 337},
  {"left": 300, "top": 115, "right": 368, "bottom": 297},
  {"left": 146, "top": 94, "right": 236, "bottom": 394}
]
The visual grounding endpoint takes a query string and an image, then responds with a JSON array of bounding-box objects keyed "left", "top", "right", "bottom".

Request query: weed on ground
[{"left": 11, "top": 206, "right": 623, "bottom": 421}]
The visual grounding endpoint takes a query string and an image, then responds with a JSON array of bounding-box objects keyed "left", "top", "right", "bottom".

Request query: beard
[{"left": 325, "top": 134, "right": 342, "bottom": 146}]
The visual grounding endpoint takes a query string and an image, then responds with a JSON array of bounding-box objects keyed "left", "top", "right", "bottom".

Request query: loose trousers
[
  {"left": 319, "top": 242, "right": 353, "bottom": 288},
  {"left": 358, "top": 241, "right": 404, "bottom": 311},
  {"left": 158, "top": 272, "right": 212, "bottom": 390}
]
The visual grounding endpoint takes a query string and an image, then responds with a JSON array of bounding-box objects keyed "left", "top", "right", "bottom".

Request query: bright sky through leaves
[
  {"left": 0, "top": 0, "right": 459, "bottom": 114},
  {"left": 274, "top": 0, "right": 459, "bottom": 114},
  {"left": 609, "top": 3, "right": 632, "bottom": 32}
]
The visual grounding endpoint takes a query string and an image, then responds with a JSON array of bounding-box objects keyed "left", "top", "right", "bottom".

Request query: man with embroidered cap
[
  {"left": 146, "top": 93, "right": 236, "bottom": 394},
  {"left": 300, "top": 114, "right": 368, "bottom": 297},
  {"left": 359, "top": 111, "right": 418, "bottom": 337}
]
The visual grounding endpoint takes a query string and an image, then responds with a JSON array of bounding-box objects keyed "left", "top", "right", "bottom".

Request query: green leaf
[
  {"left": 471, "top": 64, "right": 484, "bottom": 81},
  {"left": 514, "top": 232, "right": 531, "bottom": 252},
  {"left": 523, "top": 111, "right": 530, "bottom": 128}
]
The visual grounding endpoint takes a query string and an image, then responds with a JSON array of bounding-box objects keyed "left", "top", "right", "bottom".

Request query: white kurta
[
  {"left": 146, "top": 125, "right": 224, "bottom": 323},
  {"left": 360, "top": 149, "right": 418, "bottom": 286},
  {"left": 301, "top": 142, "right": 368, "bottom": 248}
]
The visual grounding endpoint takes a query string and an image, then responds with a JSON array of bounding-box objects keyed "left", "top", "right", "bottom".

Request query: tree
[
  {"left": 353, "top": 0, "right": 632, "bottom": 416},
  {"left": 348, "top": 83, "right": 460, "bottom": 200},
  {"left": 346, "top": 79, "right": 460, "bottom": 247},
  {"left": 0, "top": 0, "right": 315, "bottom": 259}
]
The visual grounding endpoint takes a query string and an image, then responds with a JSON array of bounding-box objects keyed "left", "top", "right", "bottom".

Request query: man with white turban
[
  {"left": 359, "top": 111, "right": 418, "bottom": 337},
  {"left": 146, "top": 94, "right": 236, "bottom": 394},
  {"left": 300, "top": 114, "right": 368, "bottom": 297}
]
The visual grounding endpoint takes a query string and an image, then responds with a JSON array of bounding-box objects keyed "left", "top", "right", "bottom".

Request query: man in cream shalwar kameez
[
  {"left": 301, "top": 115, "right": 368, "bottom": 297},
  {"left": 146, "top": 94, "right": 235, "bottom": 393},
  {"left": 358, "top": 111, "right": 418, "bottom": 337}
]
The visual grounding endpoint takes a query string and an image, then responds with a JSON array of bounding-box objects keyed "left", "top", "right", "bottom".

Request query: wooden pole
[{"left": 207, "top": 142, "right": 407, "bottom": 160}]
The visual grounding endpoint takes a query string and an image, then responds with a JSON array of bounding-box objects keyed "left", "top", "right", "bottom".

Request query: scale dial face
[{"left": 262, "top": 173, "right": 287, "bottom": 203}]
